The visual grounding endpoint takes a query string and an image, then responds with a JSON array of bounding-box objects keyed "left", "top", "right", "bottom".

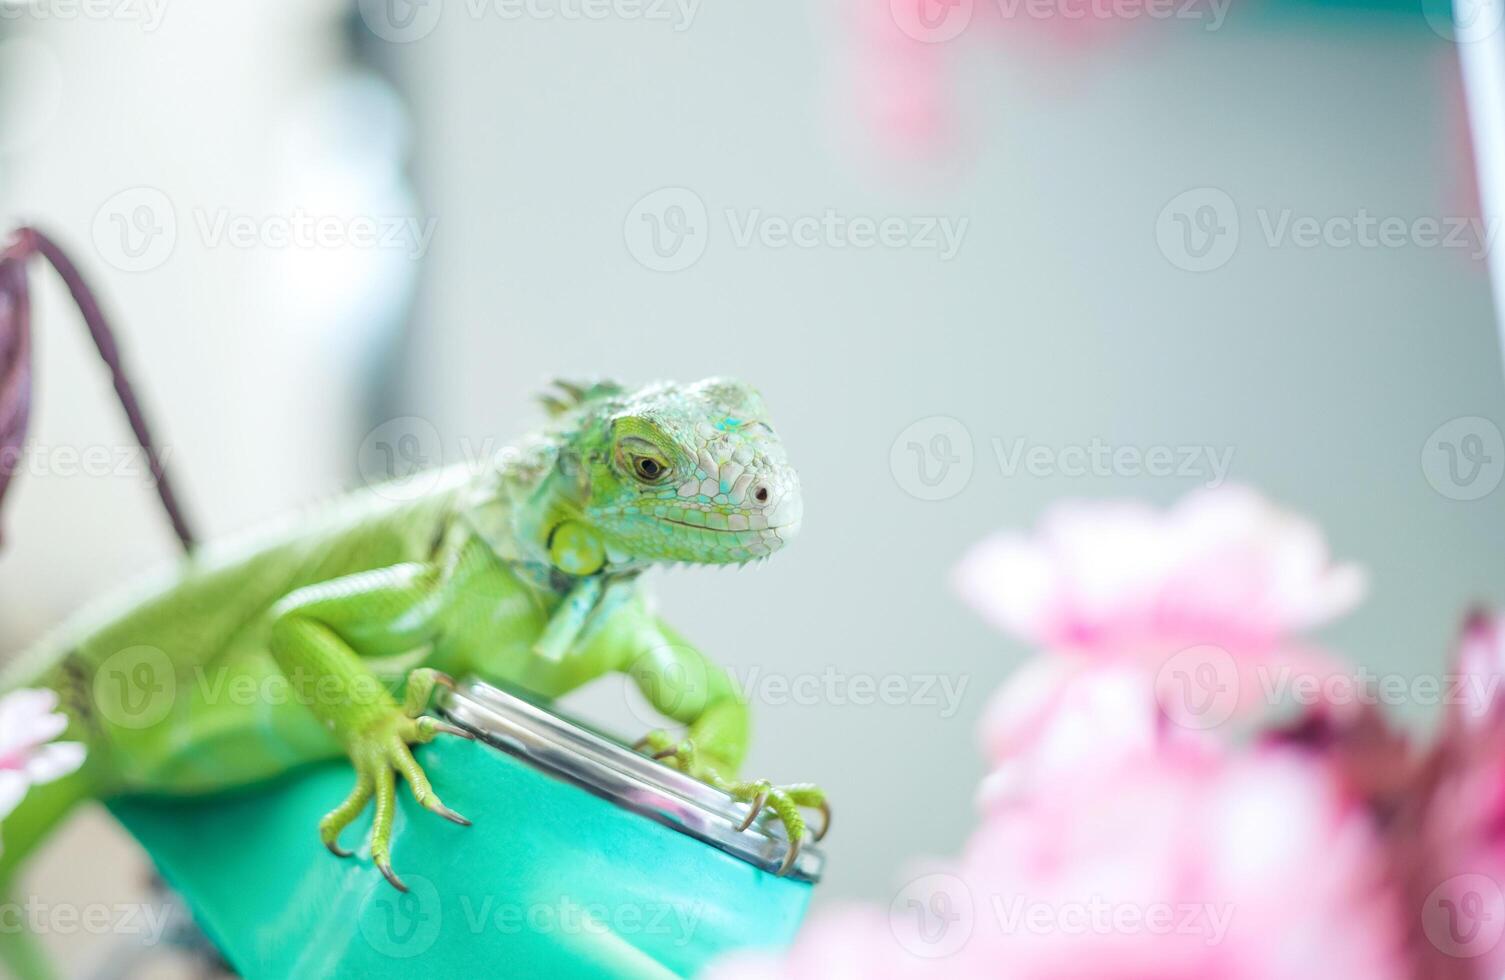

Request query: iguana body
[{"left": 0, "top": 378, "right": 822, "bottom": 902}]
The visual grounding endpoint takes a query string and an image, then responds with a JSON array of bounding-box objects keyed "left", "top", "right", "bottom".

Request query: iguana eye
[
  {"left": 632, "top": 455, "right": 667, "bottom": 482},
  {"left": 614, "top": 432, "right": 673, "bottom": 484}
]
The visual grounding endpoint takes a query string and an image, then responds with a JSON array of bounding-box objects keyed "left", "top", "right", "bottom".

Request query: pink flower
[
  {"left": 845, "top": 0, "right": 1182, "bottom": 159},
  {"left": 717, "top": 491, "right": 1481, "bottom": 980},
  {"left": 846, "top": 0, "right": 955, "bottom": 158},
  {"left": 0, "top": 688, "right": 86, "bottom": 834},
  {"left": 975, "top": 656, "right": 1178, "bottom": 807},
  {"left": 955, "top": 745, "right": 1408, "bottom": 979},
  {"left": 713, "top": 744, "right": 1407, "bottom": 980},
  {"left": 1389, "top": 608, "right": 1505, "bottom": 979},
  {"left": 953, "top": 486, "right": 1365, "bottom": 658}
]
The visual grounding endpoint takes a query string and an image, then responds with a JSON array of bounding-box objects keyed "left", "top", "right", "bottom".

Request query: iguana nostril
[{"left": 754, "top": 486, "right": 770, "bottom": 504}]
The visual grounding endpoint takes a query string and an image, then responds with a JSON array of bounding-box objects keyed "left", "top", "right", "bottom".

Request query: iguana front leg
[
  {"left": 268, "top": 562, "right": 473, "bottom": 891},
  {"left": 616, "top": 619, "right": 830, "bottom": 875}
]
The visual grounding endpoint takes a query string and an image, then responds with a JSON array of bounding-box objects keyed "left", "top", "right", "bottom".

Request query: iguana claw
[
  {"left": 812, "top": 798, "right": 831, "bottom": 841},
  {"left": 377, "top": 859, "right": 407, "bottom": 893},
  {"left": 779, "top": 835, "right": 802, "bottom": 877},
  {"left": 735, "top": 787, "right": 770, "bottom": 832},
  {"left": 320, "top": 668, "right": 473, "bottom": 891},
  {"left": 634, "top": 730, "right": 828, "bottom": 876}
]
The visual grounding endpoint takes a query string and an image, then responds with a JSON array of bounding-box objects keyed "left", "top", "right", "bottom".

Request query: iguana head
[{"left": 544, "top": 378, "right": 801, "bottom": 568}]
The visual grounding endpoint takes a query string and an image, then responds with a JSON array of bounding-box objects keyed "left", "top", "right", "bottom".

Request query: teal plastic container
[{"left": 109, "top": 681, "right": 819, "bottom": 978}]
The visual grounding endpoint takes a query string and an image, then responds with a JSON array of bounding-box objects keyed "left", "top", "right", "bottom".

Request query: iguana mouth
[{"left": 658, "top": 517, "right": 794, "bottom": 533}]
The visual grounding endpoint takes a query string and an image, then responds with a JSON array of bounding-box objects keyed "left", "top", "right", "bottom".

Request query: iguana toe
[
  {"left": 323, "top": 702, "right": 475, "bottom": 891},
  {"left": 635, "top": 733, "right": 829, "bottom": 877}
]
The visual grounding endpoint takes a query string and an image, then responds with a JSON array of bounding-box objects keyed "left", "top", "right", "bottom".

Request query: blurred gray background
[{"left": 2, "top": 0, "right": 1504, "bottom": 973}]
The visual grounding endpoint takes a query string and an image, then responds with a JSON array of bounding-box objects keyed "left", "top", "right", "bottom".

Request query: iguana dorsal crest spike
[{"left": 537, "top": 378, "right": 625, "bottom": 417}]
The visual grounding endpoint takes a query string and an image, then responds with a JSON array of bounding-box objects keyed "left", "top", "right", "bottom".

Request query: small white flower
[{"left": 0, "top": 688, "right": 86, "bottom": 828}]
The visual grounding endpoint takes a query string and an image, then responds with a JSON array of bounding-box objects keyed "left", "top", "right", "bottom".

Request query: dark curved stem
[{"left": 0, "top": 227, "right": 196, "bottom": 553}]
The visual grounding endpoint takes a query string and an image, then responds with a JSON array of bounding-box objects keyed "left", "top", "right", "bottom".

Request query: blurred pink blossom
[
  {"left": 1373, "top": 608, "right": 1505, "bottom": 980},
  {"left": 715, "top": 745, "right": 1407, "bottom": 979},
  {"left": 958, "top": 745, "right": 1406, "bottom": 979},
  {"left": 953, "top": 486, "right": 1365, "bottom": 657},
  {"left": 848, "top": 0, "right": 955, "bottom": 158},
  {"left": 848, "top": 0, "right": 1185, "bottom": 156},
  {"left": 714, "top": 493, "right": 1502, "bottom": 980},
  {"left": 974, "top": 655, "right": 1172, "bottom": 807}
]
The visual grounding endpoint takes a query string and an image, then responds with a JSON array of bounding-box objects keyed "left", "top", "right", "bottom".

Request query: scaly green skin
[{"left": 0, "top": 377, "right": 825, "bottom": 895}]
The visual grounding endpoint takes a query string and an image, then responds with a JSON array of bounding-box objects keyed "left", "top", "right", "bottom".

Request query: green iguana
[{"left": 0, "top": 236, "right": 826, "bottom": 966}]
